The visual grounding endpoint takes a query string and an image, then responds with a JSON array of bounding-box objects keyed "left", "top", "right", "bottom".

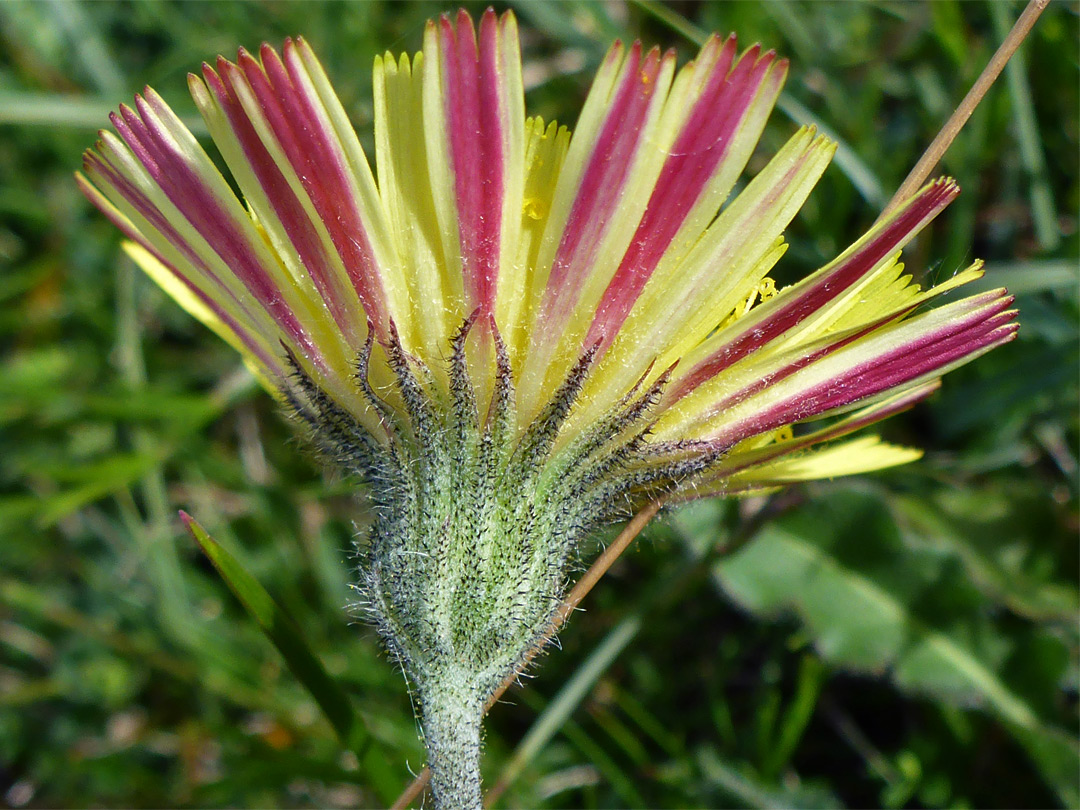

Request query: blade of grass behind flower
[
  {"left": 180, "top": 512, "right": 399, "bottom": 805},
  {"left": 988, "top": 0, "right": 1060, "bottom": 251},
  {"left": 114, "top": 258, "right": 195, "bottom": 646},
  {"left": 759, "top": 653, "right": 826, "bottom": 779},
  {"left": 0, "top": 91, "right": 211, "bottom": 133},
  {"left": 486, "top": 615, "right": 645, "bottom": 808}
]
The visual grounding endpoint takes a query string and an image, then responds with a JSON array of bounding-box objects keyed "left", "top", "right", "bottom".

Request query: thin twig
[
  {"left": 389, "top": 499, "right": 666, "bottom": 809},
  {"left": 880, "top": 0, "right": 1050, "bottom": 217},
  {"left": 521, "top": 498, "right": 666, "bottom": 663}
]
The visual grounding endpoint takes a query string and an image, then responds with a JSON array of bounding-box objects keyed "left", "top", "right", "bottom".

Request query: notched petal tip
[
  {"left": 259, "top": 41, "right": 286, "bottom": 72},
  {"left": 739, "top": 43, "right": 762, "bottom": 64},
  {"left": 186, "top": 71, "right": 209, "bottom": 97},
  {"left": 497, "top": 8, "right": 518, "bottom": 31},
  {"left": 930, "top": 175, "right": 960, "bottom": 195}
]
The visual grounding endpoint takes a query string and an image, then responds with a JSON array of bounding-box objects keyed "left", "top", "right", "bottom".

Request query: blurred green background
[{"left": 1, "top": 1, "right": 1077, "bottom": 807}]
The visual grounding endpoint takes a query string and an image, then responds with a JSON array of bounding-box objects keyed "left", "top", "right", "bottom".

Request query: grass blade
[
  {"left": 180, "top": 511, "right": 399, "bottom": 804},
  {"left": 487, "top": 615, "right": 644, "bottom": 806}
]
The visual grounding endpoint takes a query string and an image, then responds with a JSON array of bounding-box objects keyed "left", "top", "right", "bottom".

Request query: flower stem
[
  {"left": 420, "top": 680, "right": 484, "bottom": 810},
  {"left": 390, "top": 499, "right": 665, "bottom": 810}
]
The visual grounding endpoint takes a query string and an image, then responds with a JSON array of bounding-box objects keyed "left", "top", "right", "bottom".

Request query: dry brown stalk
[{"left": 881, "top": 0, "right": 1050, "bottom": 217}]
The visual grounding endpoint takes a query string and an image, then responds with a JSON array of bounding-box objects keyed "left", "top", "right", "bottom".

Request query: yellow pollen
[
  {"left": 719, "top": 277, "right": 780, "bottom": 329},
  {"left": 523, "top": 197, "right": 545, "bottom": 220}
]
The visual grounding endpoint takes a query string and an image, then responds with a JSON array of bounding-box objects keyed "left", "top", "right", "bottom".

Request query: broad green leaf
[
  {"left": 181, "top": 512, "right": 399, "bottom": 804},
  {"left": 712, "top": 489, "right": 1077, "bottom": 803},
  {"left": 893, "top": 487, "right": 1080, "bottom": 623}
]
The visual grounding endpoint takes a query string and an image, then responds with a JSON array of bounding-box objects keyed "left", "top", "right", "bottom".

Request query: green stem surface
[{"left": 421, "top": 680, "right": 485, "bottom": 810}]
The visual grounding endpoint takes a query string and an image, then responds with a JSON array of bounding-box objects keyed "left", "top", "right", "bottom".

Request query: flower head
[
  {"left": 78, "top": 10, "right": 1017, "bottom": 807},
  {"left": 78, "top": 10, "right": 1014, "bottom": 496}
]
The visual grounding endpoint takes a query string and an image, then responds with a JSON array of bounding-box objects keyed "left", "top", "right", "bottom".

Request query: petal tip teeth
[{"left": 935, "top": 176, "right": 960, "bottom": 194}]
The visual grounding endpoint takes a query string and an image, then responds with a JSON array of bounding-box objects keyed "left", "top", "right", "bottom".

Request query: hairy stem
[
  {"left": 390, "top": 500, "right": 665, "bottom": 809},
  {"left": 420, "top": 680, "right": 484, "bottom": 810}
]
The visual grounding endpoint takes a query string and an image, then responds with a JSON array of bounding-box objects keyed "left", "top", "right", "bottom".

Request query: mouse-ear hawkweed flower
[{"left": 78, "top": 8, "right": 1017, "bottom": 808}]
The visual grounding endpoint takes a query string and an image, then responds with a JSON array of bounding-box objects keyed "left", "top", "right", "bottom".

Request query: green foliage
[
  {"left": 181, "top": 513, "right": 399, "bottom": 805},
  {"left": 1, "top": 1, "right": 1075, "bottom": 808}
]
